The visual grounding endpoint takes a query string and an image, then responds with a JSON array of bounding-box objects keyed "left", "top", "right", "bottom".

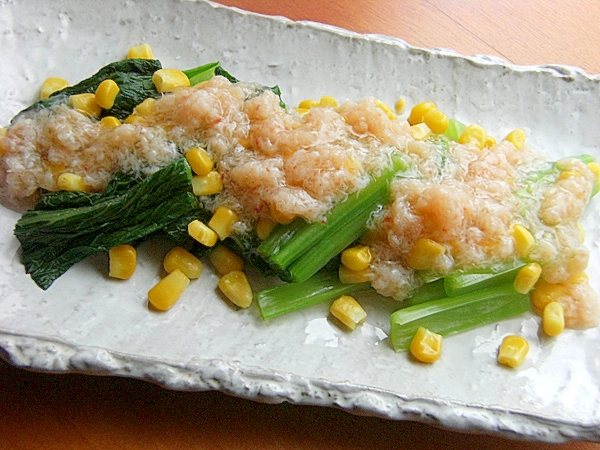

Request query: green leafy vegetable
[
  {"left": 17, "top": 59, "right": 163, "bottom": 121},
  {"left": 14, "top": 158, "right": 199, "bottom": 289},
  {"left": 16, "top": 57, "right": 284, "bottom": 124},
  {"left": 33, "top": 172, "right": 141, "bottom": 211}
]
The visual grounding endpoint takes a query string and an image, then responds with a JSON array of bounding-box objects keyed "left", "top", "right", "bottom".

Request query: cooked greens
[
  {"left": 257, "top": 270, "right": 370, "bottom": 319},
  {"left": 390, "top": 283, "right": 530, "bottom": 352},
  {"left": 258, "top": 153, "right": 411, "bottom": 283},
  {"left": 14, "top": 158, "right": 200, "bottom": 289},
  {"left": 6, "top": 48, "right": 599, "bottom": 362},
  {"left": 17, "top": 59, "right": 163, "bottom": 121}
]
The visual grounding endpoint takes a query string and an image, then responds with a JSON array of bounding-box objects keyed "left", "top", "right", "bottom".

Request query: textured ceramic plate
[{"left": 1, "top": 0, "right": 600, "bottom": 443}]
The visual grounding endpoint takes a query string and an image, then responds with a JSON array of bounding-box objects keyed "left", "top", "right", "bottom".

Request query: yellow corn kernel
[
  {"left": 394, "top": 98, "right": 406, "bottom": 115},
  {"left": 152, "top": 69, "right": 190, "bottom": 93},
  {"left": 192, "top": 171, "right": 223, "bottom": 196},
  {"left": 57, "top": 173, "right": 88, "bottom": 192},
  {"left": 497, "top": 335, "right": 529, "bottom": 368},
  {"left": 0, "top": 127, "right": 7, "bottom": 138},
  {"left": 124, "top": 114, "right": 145, "bottom": 124},
  {"left": 95, "top": 79, "right": 120, "bottom": 110},
  {"left": 586, "top": 161, "right": 600, "bottom": 185},
  {"left": 108, "top": 244, "right": 137, "bottom": 280},
  {"left": 40, "top": 77, "right": 70, "bottom": 100},
  {"left": 209, "top": 244, "right": 245, "bottom": 274},
  {"left": 407, "top": 101, "right": 437, "bottom": 125},
  {"left": 148, "top": 269, "right": 190, "bottom": 311},
  {"left": 208, "top": 206, "right": 239, "bottom": 240},
  {"left": 330, "top": 295, "right": 367, "bottom": 331},
  {"left": 188, "top": 220, "right": 218, "bottom": 247},
  {"left": 512, "top": 224, "right": 535, "bottom": 258},
  {"left": 298, "top": 99, "right": 320, "bottom": 110},
  {"left": 255, "top": 217, "right": 277, "bottom": 240},
  {"left": 374, "top": 99, "right": 397, "bottom": 120},
  {"left": 319, "top": 96, "right": 338, "bottom": 108},
  {"left": 218, "top": 270, "right": 253, "bottom": 308},
  {"left": 69, "top": 93, "right": 101, "bottom": 117},
  {"left": 134, "top": 98, "right": 156, "bottom": 117},
  {"left": 568, "top": 271, "right": 588, "bottom": 284},
  {"left": 410, "top": 123, "right": 431, "bottom": 140},
  {"left": 513, "top": 262, "right": 542, "bottom": 294},
  {"left": 458, "top": 124, "right": 487, "bottom": 150},
  {"left": 338, "top": 265, "right": 371, "bottom": 284},
  {"left": 543, "top": 301, "right": 565, "bottom": 337},
  {"left": 530, "top": 279, "right": 567, "bottom": 311},
  {"left": 410, "top": 327, "right": 443, "bottom": 363},
  {"left": 127, "top": 43, "right": 154, "bottom": 60},
  {"left": 99, "top": 116, "right": 122, "bottom": 128},
  {"left": 504, "top": 128, "right": 526, "bottom": 150},
  {"left": 485, "top": 135, "right": 497, "bottom": 148},
  {"left": 558, "top": 169, "right": 583, "bottom": 181},
  {"left": 185, "top": 147, "right": 214, "bottom": 176},
  {"left": 423, "top": 108, "right": 449, "bottom": 134},
  {"left": 341, "top": 245, "right": 372, "bottom": 272},
  {"left": 406, "top": 238, "right": 446, "bottom": 271},
  {"left": 163, "top": 246, "right": 203, "bottom": 279}
]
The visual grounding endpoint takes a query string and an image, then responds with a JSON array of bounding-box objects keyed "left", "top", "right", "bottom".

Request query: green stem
[
  {"left": 258, "top": 153, "right": 410, "bottom": 283},
  {"left": 257, "top": 271, "right": 370, "bottom": 320},
  {"left": 443, "top": 262, "right": 525, "bottom": 297},
  {"left": 389, "top": 283, "right": 530, "bottom": 352},
  {"left": 183, "top": 62, "right": 222, "bottom": 86},
  {"left": 405, "top": 278, "right": 446, "bottom": 306}
]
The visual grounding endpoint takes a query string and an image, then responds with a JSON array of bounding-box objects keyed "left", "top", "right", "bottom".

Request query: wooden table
[{"left": 2, "top": 1, "right": 600, "bottom": 449}]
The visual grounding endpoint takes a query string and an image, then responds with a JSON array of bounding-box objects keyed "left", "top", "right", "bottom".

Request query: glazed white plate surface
[{"left": 1, "top": 0, "right": 600, "bottom": 443}]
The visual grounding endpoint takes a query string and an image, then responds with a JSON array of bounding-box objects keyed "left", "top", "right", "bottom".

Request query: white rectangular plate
[{"left": 1, "top": 0, "right": 600, "bottom": 443}]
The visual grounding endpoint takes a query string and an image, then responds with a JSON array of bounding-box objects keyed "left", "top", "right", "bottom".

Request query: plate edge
[{"left": 1, "top": 330, "right": 598, "bottom": 444}]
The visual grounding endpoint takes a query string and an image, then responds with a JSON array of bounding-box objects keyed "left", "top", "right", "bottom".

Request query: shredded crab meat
[
  {"left": 562, "top": 279, "right": 600, "bottom": 329},
  {"left": 1, "top": 74, "right": 598, "bottom": 329},
  {"left": 539, "top": 158, "right": 595, "bottom": 226}
]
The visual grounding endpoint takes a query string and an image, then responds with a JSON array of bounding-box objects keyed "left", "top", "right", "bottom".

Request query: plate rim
[
  {"left": 1, "top": 330, "right": 599, "bottom": 443},
  {"left": 1, "top": 0, "right": 600, "bottom": 443}
]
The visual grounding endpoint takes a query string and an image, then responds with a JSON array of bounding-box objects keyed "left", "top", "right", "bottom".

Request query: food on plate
[
  {"left": 1, "top": 45, "right": 598, "bottom": 363},
  {"left": 497, "top": 335, "right": 530, "bottom": 368},
  {"left": 410, "top": 327, "right": 443, "bottom": 364}
]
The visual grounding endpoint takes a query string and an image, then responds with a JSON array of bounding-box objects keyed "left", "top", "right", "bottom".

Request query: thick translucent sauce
[{"left": 1, "top": 76, "right": 598, "bottom": 328}]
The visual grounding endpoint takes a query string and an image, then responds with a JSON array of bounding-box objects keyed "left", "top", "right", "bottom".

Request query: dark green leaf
[{"left": 15, "top": 59, "right": 163, "bottom": 121}]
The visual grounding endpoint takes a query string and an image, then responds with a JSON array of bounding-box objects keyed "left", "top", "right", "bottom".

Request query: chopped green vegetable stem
[
  {"left": 389, "top": 283, "right": 530, "bottom": 352},
  {"left": 443, "top": 262, "right": 525, "bottom": 297},
  {"left": 406, "top": 278, "right": 446, "bottom": 306},
  {"left": 257, "top": 271, "right": 370, "bottom": 319},
  {"left": 258, "top": 153, "right": 410, "bottom": 283}
]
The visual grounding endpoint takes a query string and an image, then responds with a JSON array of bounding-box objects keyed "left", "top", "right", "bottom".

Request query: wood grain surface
[{"left": 2, "top": 1, "right": 600, "bottom": 449}]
